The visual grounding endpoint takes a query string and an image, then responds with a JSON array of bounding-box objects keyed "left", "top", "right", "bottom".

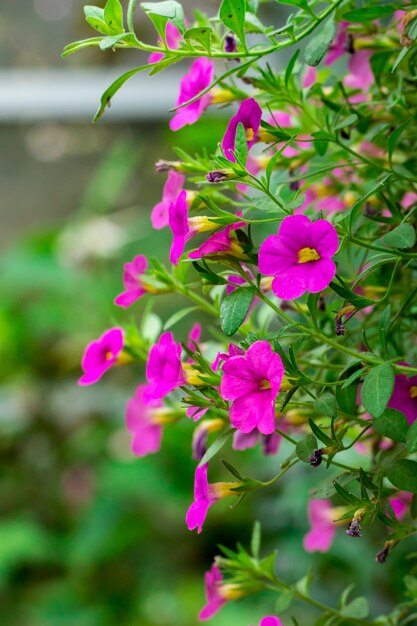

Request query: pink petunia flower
[
  {"left": 259, "top": 618, "right": 283, "bottom": 626},
  {"left": 79, "top": 327, "right": 124, "bottom": 386},
  {"left": 169, "top": 190, "right": 217, "bottom": 265},
  {"left": 199, "top": 565, "right": 228, "bottom": 620},
  {"left": 125, "top": 385, "right": 164, "bottom": 457},
  {"left": 151, "top": 170, "right": 185, "bottom": 229},
  {"left": 222, "top": 98, "right": 263, "bottom": 162},
  {"left": 114, "top": 255, "right": 150, "bottom": 308},
  {"left": 148, "top": 22, "right": 183, "bottom": 64},
  {"left": 303, "top": 499, "right": 336, "bottom": 552},
  {"left": 325, "top": 21, "right": 350, "bottom": 66},
  {"left": 258, "top": 214, "right": 339, "bottom": 300},
  {"left": 402, "top": 192, "right": 417, "bottom": 209},
  {"left": 170, "top": 58, "right": 214, "bottom": 131},
  {"left": 390, "top": 491, "right": 413, "bottom": 520},
  {"left": 387, "top": 364, "right": 417, "bottom": 424},
  {"left": 188, "top": 217, "right": 246, "bottom": 260},
  {"left": 144, "top": 331, "right": 185, "bottom": 401},
  {"left": 344, "top": 50, "right": 373, "bottom": 102},
  {"left": 186, "top": 464, "right": 239, "bottom": 533},
  {"left": 220, "top": 341, "right": 284, "bottom": 435}
]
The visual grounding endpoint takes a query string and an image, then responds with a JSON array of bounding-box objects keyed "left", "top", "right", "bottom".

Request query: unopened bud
[
  {"left": 224, "top": 32, "right": 237, "bottom": 54},
  {"left": 155, "top": 160, "right": 183, "bottom": 173},
  {"left": 206, "top": 169, "right": 238, "bottom": 183},
  {"left": 309, "top": 448, "right": 323, "bottom": 467}
]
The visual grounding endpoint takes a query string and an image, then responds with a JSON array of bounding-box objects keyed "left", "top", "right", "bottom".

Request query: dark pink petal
[
  {"left": 222, "top": 98, "right": 263, "bottom": 162},
  {"left": 271, "top": 267, "right": 308, "bottom": 300},
  {"left": 221, "top": 357, "right": 262, "bottom": 401},
  {"left": 305, "top": 258, "right": 337, "bottom": 293},
  {"left": 79, "top": 327, "right": 124, "bottom": 386},
  {"left": 145, "top": 331, "right": 184, "bottom": 399},
  {"left": 169, "top": 190, "right": 189, "bottom": 265},
  {"left": 114, "top": 288, "right": 145, "bottom": 308},
  {"left": 230, "top": 390, "right": 275, "bottom": 434},
  {"left": 199, "top": 565, "right": 227, "bottom": 621},
  {"left": 260, "top": 618, "right": 283, "bottom": 626},
  {"left": 310, "top": 219, "right": 339, "bottom": 257},
  {"left": 258, "top": 234, "right": 297, "bottom": 276},
  {"left": 170, "top": 58, "right": 214, "bottom": 131},
  {"left": 303, "top": 499, "right": 335, "bottom": 552}
]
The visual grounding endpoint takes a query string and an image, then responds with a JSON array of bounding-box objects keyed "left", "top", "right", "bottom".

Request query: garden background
[{"left": 0, "top": 1, "right": 413, "bottom": 625}]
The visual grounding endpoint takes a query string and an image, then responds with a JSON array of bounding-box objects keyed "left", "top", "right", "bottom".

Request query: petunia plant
[{"left": 66, "top": 1, "right": 417, "bottom": 624}]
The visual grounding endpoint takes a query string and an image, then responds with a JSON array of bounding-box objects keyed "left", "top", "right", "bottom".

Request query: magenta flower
[
  {"left": 259, "top": 618, "right": 283, "bottom": 626},
  {"left": 220, "top": 341, "right": 284, "bottom": 435},
  {"left": 114, "top": 255, "right": 149, "bottom": 308},
  {"left": 151, "top": 170, "right": 185, "bottom": 229},
  {"left": 303, "top": 499, "right": 336, "bottom": 552},
  {"left": 170, "top": 58, "right": 214, "bottom": 131},
  {"left": 344, "top": 51, "right": 373, "bottom": 102},
  {"left": 222, "top": 98, "right": 262, "bottom": 162},
  {"left": 125, "top": 385, "right": 163, "bottom": 457},
  {"left": 325, "top": 21, "right": 349, "bottom": 66},
  {"left": 144, "top": 331, "right": 185, "bottom": 401},
  {"left": 390, "top": 492, "right": 412, "bottom": 520},
  {"left": 199, "top": 564, "right": 227, "bottom": 621},
  {"left": 148, "top": 22, "right": 182, "bottom": 64},
  {"left": 387, "top": 364, "right": 417, "bottom": 424},
  {"left": 79, "top": 327, "right": 123, "bottom": 386},
  {"left": 169, "top": 190, "right": 216, "bottom": 265},
  {"left": 186, "top": 464, "right": 218, "bottom": 533},
  {"left": 188, "top": 216, "right": 246, "bottom": 259},
  {"left": 258, "top": 214, "right": 339, "bottom": 300}
]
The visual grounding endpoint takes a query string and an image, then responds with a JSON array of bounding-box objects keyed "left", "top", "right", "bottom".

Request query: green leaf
[
  {"left": 341, "top": 597, "right": 369, "bottom": 619},
  {"left": 219, "top": 0, "right": 247, "bottom": 49},
  {"left": 304, "top": 19, "right": 335, "bottom": 67},
  {"left": 310, "top": 472, "right": 357, "bottom": 499},
  {"left": 275, "top": 588, "right": 294, "bottom": 613},
  {"left": 312, "top": 132, "right": 329, "bottom": 156},
  {"left": 361, "top": 363, "right": 395, "bottom": 418},
  {"left": 314, "top": 392, "right": 337, "bottom": 420},
  {"left": 407, "top": 419, "right": 417, "bottom": 453},
  {"left": 184, "top": 26, "right": 212, "bottom": 53},
  {"left": 346, "top": 174, "right": 391, "bottom": 234},
  {"left": 373, "top": 408, "right": 409, "bottom": 443},
  {"left": 99, "top": 33, "right": 131, "bottom": 50},
  {"left": 84, "top": 6, "right": 113, "bottom": 34},
  {"left": 333, "top": 481, "right": 363, "bottom": 507},
  {"left": 296, "top": 434, "right": 318, "bottom": 463},
  {"left": 378, "top": 304, "right": 391, "bottom": 358},
  {"left": 335, "top": 114, "right": 358, "bottom": 131},
  {"left": 234, "top": 122, "right": 248, "bottom": 166},
  {"left": 387, "top": 460, "right": 417, "bottom": 493},
  {"left": 337, "top": 363, "right": 363, "bottom": 414},
  {"left": 285, "top": 49, "right": 300, "bottom": 88},
  {"left": 388, "top": 120, "right": 410, "bottom": 168},
  {"left": 383, "top": 223, "right": 416, "bottom": 249},
  {"left": 141, "top": 1, "right": 185, "bottom": 38},
  {"left": 199, "top": 429, "right": 233, "bottom": 466},
  {"left": 164, "top": 306, "right": 199, "bottom": 330},
  {"left": 220, "top": 286, "right": 255, "bottom": 336},
  {"left": 93, "top": 66, "right": 146, "bottom": 122},
  {"left": 62, "top": 36, "right": 105, "bottom": 58},
  {"left": 276, "top": 0, "right": 315, "bottom": 17},
  {"left": 306, "top": 292, "right": 320, "bottom": 329},
  {"left": 343, "top": 7, "right": 394, "bottom": 22},
  {"left": 104, "top": 0, "right": 124, "bottom": 33},
  {"left": 309, "top": 418, "right": 334, "bottom": 446},
  {"left": 251, "top": 521, "right": 261, "bottom": 559}
]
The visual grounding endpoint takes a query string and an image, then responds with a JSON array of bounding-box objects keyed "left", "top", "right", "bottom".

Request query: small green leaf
[
  {"left": 219, "top": 0, "right": 247, "bottom": 48},
  {"left": 104, "top": 0, "right": 124, "bottom": 33},
  {"left": 373, "top": 408, "right": 409, "bottom": 443},
  {"left": 199, "top": 429, "right": 233, "bottom": 466},
  {"left": 343, "top": 7, "right": 394, "bottom": 22},
  {"left": 93, "top": 66, "right": 146, "bottom": 121},
  {"left": 341, "top": 597, "right": 369, "bottom": 619},
  {"left": 314, "top": 392, "right": 337, "bottom": 420},
  {"left": 234, "top": 122, "right": 248, "bottom": 166},
  {"left": 304, "top": 19, "right": 335, "bottom": 67},
  {"left": 383, "top": 223, "right": 416, "bottom": 249},
  {"left": 333, "top": 481, "right": 363, "bottom": 507},
  {"left": 141, "top": 1, "right": 185, "bottom": 38},
  {"left": 220, "top": 286, "right": 255, "bottom": 336},
  {"left": 84, "top": 6, "right": 113, "bottom": 34},
  {"left": 309, "top": 418, "right": 334, "bottom": 446},
  {"left": 99, "top": 33, "right": 131, "bottom": 50},
  {"left": 275, "top": 588, "right": 294, "bottom": 613},
  {"left": 184, "top": 26, "right": 212, "bottom": 53},
  {"left": 335, "top": 113, "right": 358, "bottom": 131},
  {"left": 285, "top": 49, "right": 300, "bottom": 87},
  {"left": 361, "top": 363, "right": 395, "bottom": 418},
  {"left": 164, "top": 306, "right": 199, "bottom": 331},
  {"left": 407, "top": 420, "right": 417, "bottom": 453},
  {"left": 296, "top": 434, "right": 318, "bottom": 463},
  {"left": 62, "top": 37, "right": 104, "bottom": 58},
  {"left": 251, "top": 521, "right": 261, "bottom": 559},
  {"left": 387, "top": 460, "right": 417, "bottom": 493},
  {"left": 378, "top": 304, "right": 391, "bottom": 358}
]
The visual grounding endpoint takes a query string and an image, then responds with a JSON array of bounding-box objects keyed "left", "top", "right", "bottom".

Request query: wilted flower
[
  {"left": 258, "top": 214, "right": 339, "bottom": 300},
  {"left": 220, "top": 341, "right": 284, "bottom": 435},
  {"left": 79, "top": 327, "right": 124, "bottom": 386},
  {"left": 170, "top": 58, "right": 214, "bottom": 131}
]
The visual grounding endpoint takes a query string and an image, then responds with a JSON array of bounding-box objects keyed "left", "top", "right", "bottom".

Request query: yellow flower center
[
  {"left": 410, "top": 386, "right": 417, "bottom": 399},
  {"left": 245, "top": 128, "right": 255, "bottom": 142},
  {"left": 188, "top": 216, "right": 216, "bottom": 233},
  {"left": 260, "top": 379, "right": 271, "bottom": 390},
  {"left": 209, "top": 87, "right": 235, "bottom": 104},
  {"left": 298, "top": 247, "right": 321, "bottom": 263},
  {"left": 105, "top": 351, "right": 113, "bottom": 361}
]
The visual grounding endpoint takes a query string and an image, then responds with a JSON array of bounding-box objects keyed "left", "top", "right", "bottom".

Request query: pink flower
[
  {"left": 186, "top": 464, "right": 218, "bottom": 533},
  {"left": 169, "top": 190, "right": 216, "bottom": 265},
  {"left": 390, "top": 492, "right": 413, "bottom": 520},
  {"left": 222, "top": 98, "right": 263, "bottom": 162},
  {"left": 151, "top": 170, "right": 185, "bottom": 229},
  {"left": 258, "top": 214, "right": 339, "bottom": 300},
  {"left": 233, "top": 429, "right": 281, "bottom": 455},
  {"left": 402, "top": 192, "right": 417, "bottom": 209},
  {"left": 148, "top": 22, "right": 182, "bottom": 64},
  {"left": 325, "top": 21, "right": 349, "bottom": 66},
  {"left": 170, "top": 58, "right": 214, "bottom": 131},
  {"left": 144, "top": 331, "right": 185, "bottom": 401},
  {"left": 199, "top": 564, "right": 227, "bottom": 620},
  {"left": 387, "top": 364, "right": 417, "bottom": 424},
  {"left": 220, "top": 341, "right": 284, "bottom": 435},
  {"left": 188, "top": 216, "right": 246, "bottom": 259},
  {"left": 303, "top": 499, "right": 336, "bottom": 552},
  {"left": 259, "top": 618, "right": 283, "bottom": 626},
  {"left": 126, "top": 385, "right": 163, "bottom": 457},
  {"left": 114, "top": 255, "right": 149, "bottom": 308},
  {"left": 344, "top": 51, "right": 373, "bottom": 102},
  {"left": 192, "top": 418, "right": 224, "bottom": 460},
  {"left": 303, "top": 66, "right": 317, "bottom": 88},
  {"left": 187, "top": 322, "right": 202, "bottom": 350},
  {"left": 78, "top": 327, "right": 123, "bottom": 386}
]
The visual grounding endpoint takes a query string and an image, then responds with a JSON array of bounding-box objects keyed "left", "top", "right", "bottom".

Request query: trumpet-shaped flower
[
  {"left": 220, "top": 341, "right": 284, "bottom": 435},
  {"left": 151, "top": 170, "right": 185, "bottom": 229},
  {"left": 387, "top": 364, "right": 417, "bottom": 425},
  {"left": 199, "top": 565, "right": 228, "bottom": 621},
  {"left": 303, "top": 499, "right": 336, "bottom": 552},
  {"left": 188, "top": 216, "right": 246, "bottom": 260},
  {"left": 169, "top": 190, "right": 215, "bottom": 265},
  {"left": 222, "top": 98, "right": 262, "bottom": 162},
  {"left": 186, "top": 464, "right": 238, "bottom": 533},
  {"left": 144, "top": 332, "right": 185, "bottom": 401},
  {"left": 114, "top": 255, "right": 150, "bottom": 308},
  {"left": 170, "top": 58, "right": 214, "bottom": 131},
  {"left": 345, "top": 51, "right": 373, "bottom": 102},
  {"left": 125, "top": 385, "right": 163, "bottom": 457},
  {"left": 258, "top": 214, "right": 338, "bottom": 300},
  {"left": 79, "top": 327, "right": 124, "bottom": 386}
]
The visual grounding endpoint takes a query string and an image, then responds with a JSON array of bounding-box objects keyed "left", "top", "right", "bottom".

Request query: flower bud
[
  {"left": 224, "top": 32, "right": 237, "bottom": 54},
  {"left": 206, "top": 169, "right": 240, "bottom": 183}
]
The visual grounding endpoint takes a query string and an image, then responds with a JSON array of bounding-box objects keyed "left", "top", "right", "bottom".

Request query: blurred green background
[{"left": 1, "top": 2, "right": 415, "bottom": 625}]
